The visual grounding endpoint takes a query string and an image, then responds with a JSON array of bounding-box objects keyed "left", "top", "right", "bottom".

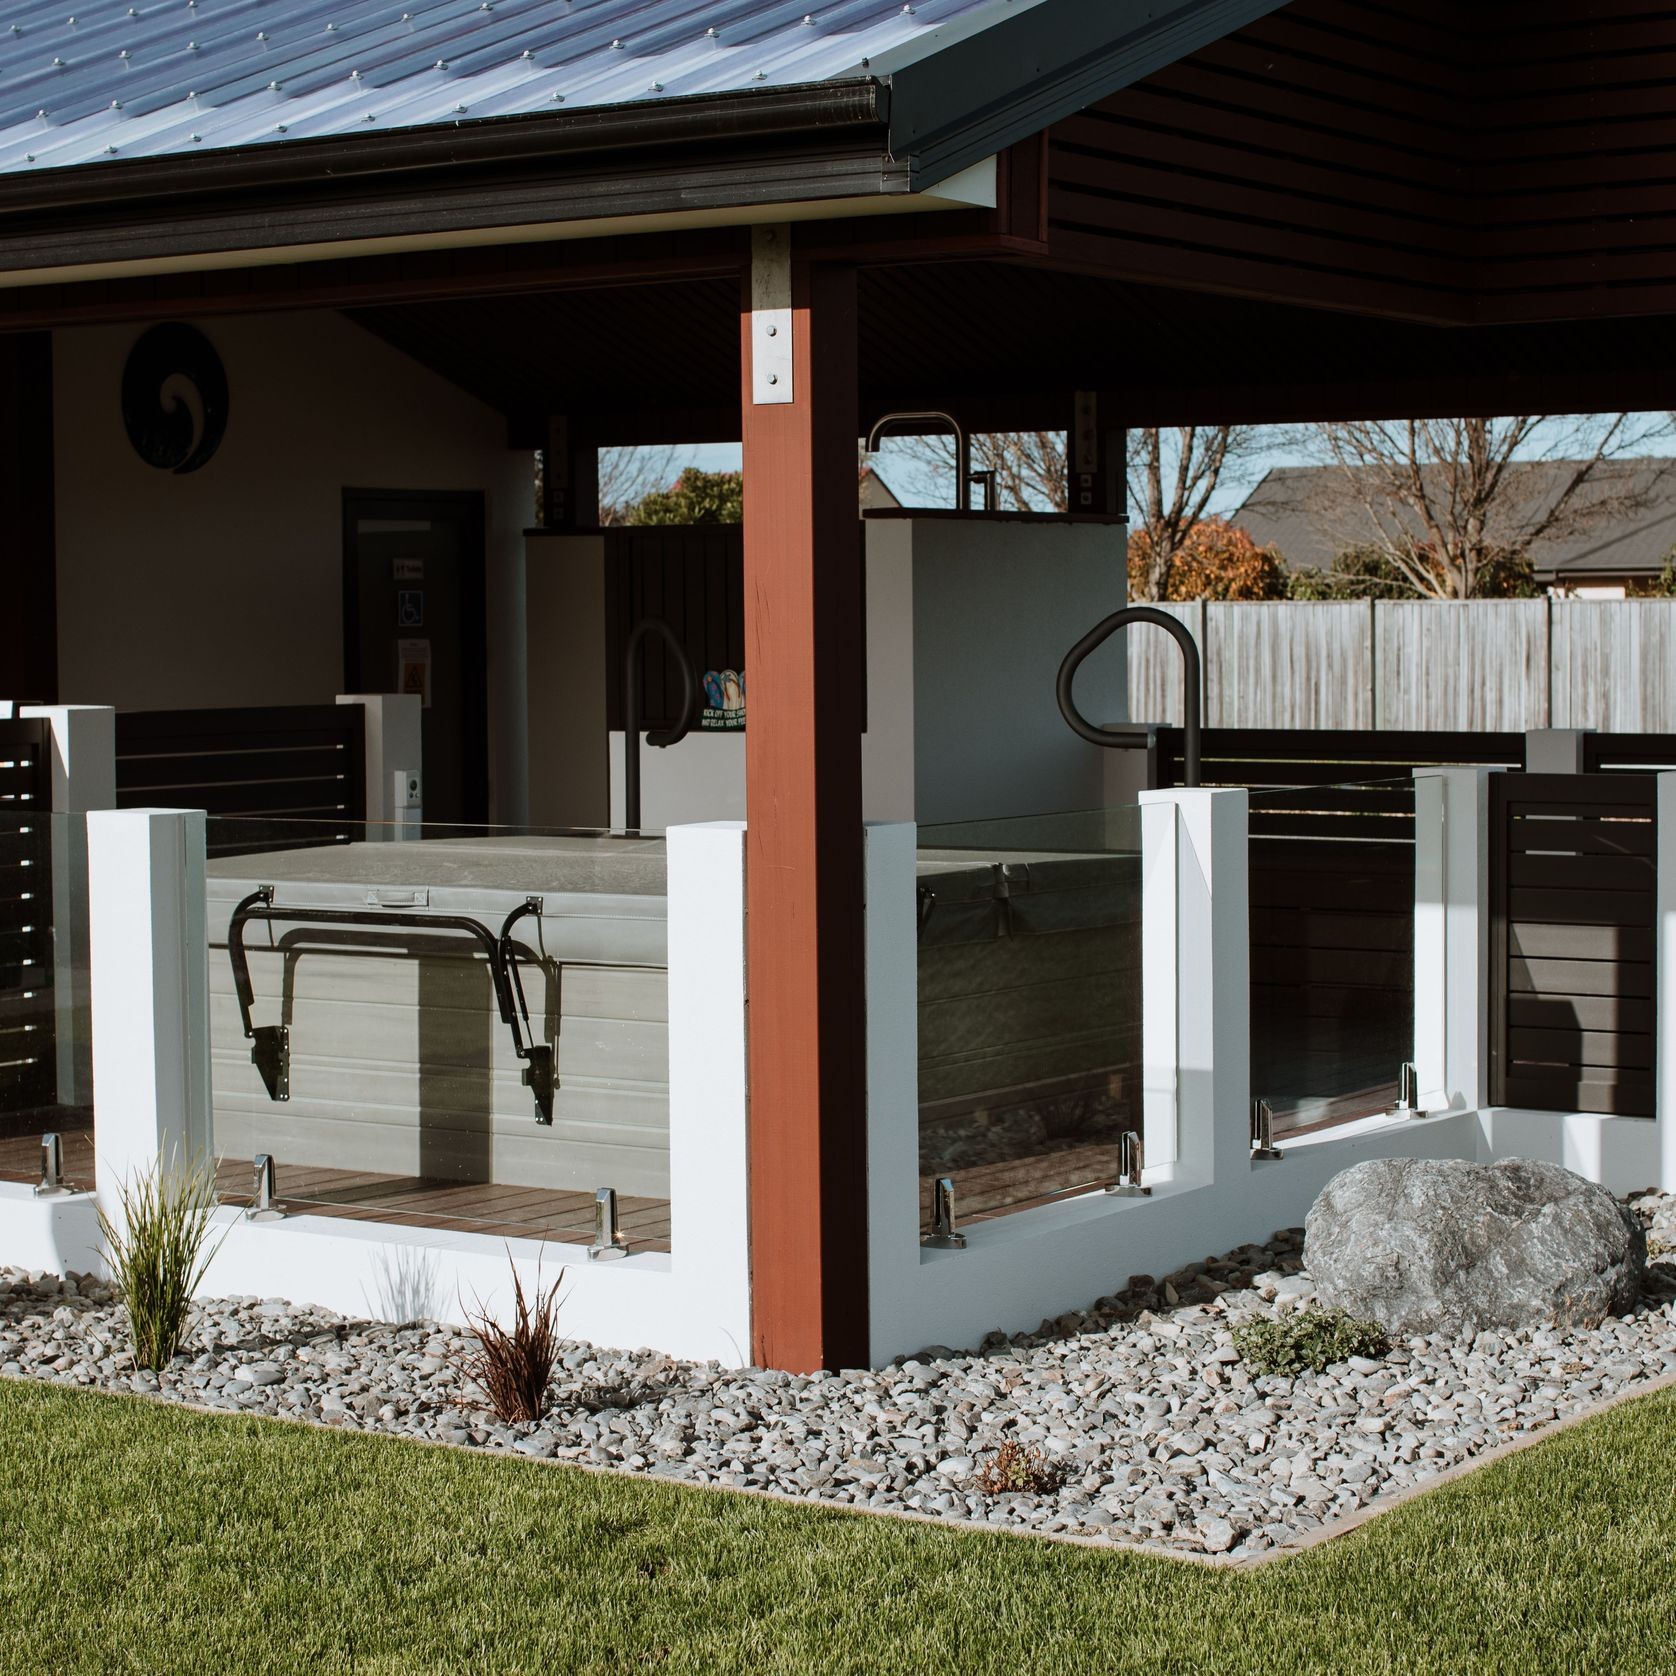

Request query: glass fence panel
[
  {"left": 205, "top": 817, "right": 671, "bottom": 1252},
  {"left": 0, "top": 811, "right": 94, "bottom": 1192},
  {"left": 914, "top": 806, "right": 1144, "bottom": 1233},
  {"left": 1245, "top": 778, "right": 1418, "bottom": 1138}
]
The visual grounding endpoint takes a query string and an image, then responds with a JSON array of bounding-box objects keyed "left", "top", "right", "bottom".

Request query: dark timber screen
[
  {"left": 0, "top": 715, "right": 53, "bottom": 1115},
  {"left": 115, "top": 705, "right": 366, "bottom": 856},
  {"left": 1491, "top": 772, "right": 1657, "bottom": 1118}
]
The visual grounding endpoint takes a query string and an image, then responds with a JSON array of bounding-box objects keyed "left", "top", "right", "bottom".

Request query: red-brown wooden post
[{"left": 739, "top": 234, "right": 868, "bottom": 1372}]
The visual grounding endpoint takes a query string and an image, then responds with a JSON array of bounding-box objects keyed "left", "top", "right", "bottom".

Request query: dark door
[{"left": 343, "top": 490, "right": 488, "bottom": 826}]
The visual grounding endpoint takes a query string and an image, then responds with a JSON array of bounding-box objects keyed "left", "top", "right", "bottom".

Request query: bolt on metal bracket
[
  {"left": 1106, "top": 1129, "right": 1151, "bottom": 1196},
  {"left": 588, "top": 1187, "right": 629, "bottom": 1261},
  {"left": 922, "top": 1176, "right": 967, "bottom": 1249},
  {"left": 1250, "top": 1098, "right": 1283, "bottom": 1162}
]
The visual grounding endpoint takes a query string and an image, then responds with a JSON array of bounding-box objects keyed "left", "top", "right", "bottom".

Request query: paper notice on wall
[{"left": 397, "top": 638, "right": 432, "bottom": 708}]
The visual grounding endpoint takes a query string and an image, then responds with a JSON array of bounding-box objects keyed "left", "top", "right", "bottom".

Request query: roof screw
[
  {"left": 275, "top": 121, "right": 287, "bottom": 131},
  {"left": 187, "top": 38, "right": 198, "bottom": 49},
  {"left": 268, "top": 79, "right": 280, "bottom": 88},
  {"left": 455, "top": 103, "right": 467, "bottom": 112},
  {"left": 435, "top": 59, "right": 447, "bottom": 69},
  {"left": 611, "top": 37, "right": 623, "bottom": 48},
  {"left": 118, "top": 47, "right": 129, "bottom": 57},
  {"left": 106, "top": 144, "right": 117, "bottom": 153},
  {"left": 23, "top": 153, "right": 33, "bottom": 162},
  {"left": 521, "top": 49, "right": 532, "bottom": 58},
  {"left": 349, "top": 68, "right": 360, "bottom": 79},
  {"left": 51, "top": 56, "right": 64, "bottom": 66},
  {"left": 649, "top": 80, "right": 662, "bottom": 91},
  {"left": 256, "top": 30, "right": 266, "bottom": 39},
  {"left": 191, "top": 132, "right": 201, "bottom": 141},
  {"left": 803, "top": 12, "right": 814, "bottom": 22},
  {"left": 551, "top": 90, "right": 563, "bottom": 100},
  {"left": 706, "top": 26, "right": 717, "bottom": 37}
]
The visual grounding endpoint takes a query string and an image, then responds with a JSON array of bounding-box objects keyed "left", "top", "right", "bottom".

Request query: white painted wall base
[{"left": 0, "top": 1184, "right": 102, "bottom": 1277}]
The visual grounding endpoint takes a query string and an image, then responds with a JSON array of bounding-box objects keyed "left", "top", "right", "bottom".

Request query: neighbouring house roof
[
  {"left": 858, "top": 465, "right": 900, "bottom": 511},
  {"left": 1234, "top": 460, "right": 1676, "bottom": 584}
]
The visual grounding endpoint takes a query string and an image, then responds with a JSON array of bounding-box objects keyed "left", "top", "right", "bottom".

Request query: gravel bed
[{"left": 5, "top": 1192, "right": 1676, "bottom": 1561}]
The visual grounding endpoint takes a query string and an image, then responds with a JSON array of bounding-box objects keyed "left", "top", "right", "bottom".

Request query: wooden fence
[{"left": 1128, "top": 599, "right": 1676, "bottom": 733}]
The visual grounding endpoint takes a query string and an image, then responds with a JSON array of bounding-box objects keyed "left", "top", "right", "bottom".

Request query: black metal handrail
[
  {"left": 622, "top": 617, "right": 697, "bottom": 834},
  {"left": 1057, "top": 605, "right": 1203, "bottom": 788},
  {"left": 227, "top": 887, "right": 556, "bottom": 1121}
]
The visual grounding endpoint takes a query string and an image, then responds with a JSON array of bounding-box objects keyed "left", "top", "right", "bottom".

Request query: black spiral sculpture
[{"left": 121, "top": 323, "right": 229, "bottom": 474}]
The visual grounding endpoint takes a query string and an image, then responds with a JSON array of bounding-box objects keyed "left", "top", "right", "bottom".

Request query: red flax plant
[{"left": 461, "top": 1260, "right": 566, "bottom": 1424}]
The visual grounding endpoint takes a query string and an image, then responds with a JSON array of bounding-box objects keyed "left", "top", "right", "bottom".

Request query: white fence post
[
  {"left": 88, "top": 809, "right": 211, "bottom": 1213},
  {"left": 1659, "top": 776, "right": 1676, "bottom": 1191},
  {"left": 1138, "top": 786, "right": 1249, "bottom": 1185},
  {"left": 336, "top": 694, "right": 422, "bottom": 836},
  {"left": 863, "top": 821, "right": 919, "bottom": 1364},
  {"left": 1413, "top": 769, "right": 1491, "bottom": 1115},
  {"left": 19, "top": 704, "right": 115, "bottom": 1108},
  {"left": 666, "top": 822, "right": 752, "bottom": 1357}
]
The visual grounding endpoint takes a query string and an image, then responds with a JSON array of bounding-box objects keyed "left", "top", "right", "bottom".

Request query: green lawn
[{"left": 2, "top": 1379, "right": 1673, "bottom": 1675}]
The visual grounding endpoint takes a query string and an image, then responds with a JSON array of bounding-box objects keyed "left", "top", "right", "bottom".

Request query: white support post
[
  {"left": 863, "top": 821, "right": 919, "bottom": 1363},
  {"left": 1138, "top": 787, "right": 1249, "bottom": 1185},
  {"left": 1659, "top": 775, "right": 1676, "bottom": 1191},
  {"left": 336, "top": 694, "right": 422, "bottom": 836},
  {"left": 1140, "top": 798, "right": 1179, "bottom": 1168},
  {"left": 666, "top": 822, "right": 752, "bottom": 1353},
  {"left": 88, "top": 809, "right": 211, "bottom": 1213},
  {"left": 19, "top": 705, "right": 115, "bottom": 1108},
  {"left": 1413, "top": 769, "right": 1491, "bottom": 1114}
]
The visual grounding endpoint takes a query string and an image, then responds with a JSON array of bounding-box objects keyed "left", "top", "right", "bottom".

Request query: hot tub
[{"left": 207, "top": 834, "right": 671, "bottom": 1201}]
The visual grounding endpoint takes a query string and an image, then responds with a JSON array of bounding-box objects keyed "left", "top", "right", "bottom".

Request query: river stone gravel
[{"left": 5, "top": 1189, "right": 1675, "bottom": 1562}]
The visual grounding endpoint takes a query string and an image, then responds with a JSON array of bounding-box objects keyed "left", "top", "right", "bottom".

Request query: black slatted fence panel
[
  {"left": 115, "top": 705, "right": 365, "bottom": 856},
  {"left": 1584, "top": 734, "right": 1676, "bottom": 776},
  {"left": 1491, "top": 772, "right": 1657, "bottom": 1118},
  {"left": 0, "top": 717, "right": 53, "bottom": 1113}
]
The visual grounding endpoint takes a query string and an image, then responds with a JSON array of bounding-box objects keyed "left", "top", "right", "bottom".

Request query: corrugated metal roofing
[{"left": 0, "top": 0, "right": 1031, "bottom": 175}]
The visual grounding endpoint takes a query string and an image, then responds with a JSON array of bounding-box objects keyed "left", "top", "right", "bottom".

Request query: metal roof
[{"left": 0, "top": 0, "right": 1036, "bottom": 175}]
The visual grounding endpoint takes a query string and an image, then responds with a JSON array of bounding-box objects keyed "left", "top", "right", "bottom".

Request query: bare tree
[
  {"left": 1311, "top": 415, "right": 1674, "bottom": 599},
  {"left": 1127, "top": 427, "right": 1259, "bottom": 601},
  {"left": 876, "top": 425, "right": 1260, "bottom": 601},
  {"left": 597, "top": 444, "right": 680, "bottom": 525},
  {"left": 874, "top": 430, "right": 1069, "bottom": 512}
]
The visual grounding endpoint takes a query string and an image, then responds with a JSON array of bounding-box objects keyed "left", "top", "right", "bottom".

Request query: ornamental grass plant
[
  {"left": 461, "top": 1261, "right": 565, "bottom": 1425},
  {"left": 96, "top": 1153, "right": 224, "bottom": 1370}
]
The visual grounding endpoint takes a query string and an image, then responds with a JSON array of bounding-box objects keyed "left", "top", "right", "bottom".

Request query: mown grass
[{"left": 2, "top": 1377, "right": 1673, "bottom": 1674}]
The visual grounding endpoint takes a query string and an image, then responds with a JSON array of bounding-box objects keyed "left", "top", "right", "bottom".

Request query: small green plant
[
  {"left": 1231, "top": 1309, "right": 1387, "bottom": 1377},
  {"left": 461, "top": 1261, "right": 565, "bottom": 1425},
  {"left": 97, "top": 1153, "right": 224, "bottom": 1370},
  {"left": 973, "top": 1439, "right": 1063, "bottom": 1496}
]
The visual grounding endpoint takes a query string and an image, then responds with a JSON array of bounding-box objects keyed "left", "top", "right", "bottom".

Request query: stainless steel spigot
[
  {"left": 1107, "top": 1129, "right": 1151, "bottom": 1197},
  {"left": 588, "top": 1187, "right": 629, "bottom": 1261},
  {"left": 1394, "top": 1061, "right": 1420, "bottom": 1116},
  {"left": 33, "top": 1132, "right": 71, "bottom": 1198},
  {"left": 922, "top": 1176, "right": 967, "bottom": 1249},
  {"left": 248, "top": 1153, "right": 284, "bottom": 1221}
]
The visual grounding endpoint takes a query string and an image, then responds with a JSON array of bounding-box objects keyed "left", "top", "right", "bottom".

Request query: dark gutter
[{"left": 0, "top": 80, "right": 896, "bottom": 275}]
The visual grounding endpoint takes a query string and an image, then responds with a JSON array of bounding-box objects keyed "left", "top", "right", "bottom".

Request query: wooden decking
[
  {"left": 0, "top": 1122, "right": 94, "bottom": 1190},
  {"left": 216, "top": 1161, "right": 672, "bottom": 1253},
  {"left": 0, "top": 1126, "right": 670, "bottom": 1253}
]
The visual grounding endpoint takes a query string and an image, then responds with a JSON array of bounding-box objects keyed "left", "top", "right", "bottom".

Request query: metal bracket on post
[
  {"left": 922, "top": 1176, "right": 967, "bottom": 1249},
  {"left": 33, "top": 1132, "right": 72, "bottom": 1198},
  {"left": 588, "top": 1187, "right": 629, "bottom": 1261},
  {"left": 1106, "top": 1129, "right": 1152, "bottom": 1197},
  {"left": 248, "top": 1153, "right": 284, "bottom": 1222},
  {"left": 750, "top": 225, "right": 793, "bottom": 406},
  {"left": 1394, "top": 1061, "right": 1420, "bottom": 1117},
  {"left": 1250, "top": 1098, "right": 1283, "bottom": 1162}
]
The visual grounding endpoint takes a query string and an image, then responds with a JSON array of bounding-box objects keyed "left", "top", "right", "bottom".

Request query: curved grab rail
[
  {"left": 1056, "top": 606, "right": 1203, "bottom": 788},
  {"left": 623, "top": 617, "right": 698, "bottom": 834}
]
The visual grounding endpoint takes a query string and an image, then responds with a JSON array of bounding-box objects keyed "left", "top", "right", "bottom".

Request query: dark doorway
[{"left": 342, "top": 489, "right": 488, "bottom": 826}]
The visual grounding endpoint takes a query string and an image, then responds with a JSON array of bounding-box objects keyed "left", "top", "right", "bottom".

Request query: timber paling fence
[{"left": 1127, "top": 598, "right": 1676, "bottom": 733}]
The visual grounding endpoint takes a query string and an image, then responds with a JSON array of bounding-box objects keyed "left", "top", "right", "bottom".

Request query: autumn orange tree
[{"left": 1127, "top": 518, "right": 1288, "bottom": 601}]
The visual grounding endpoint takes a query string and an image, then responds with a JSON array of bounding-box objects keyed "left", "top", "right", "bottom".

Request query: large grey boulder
[{"left": 1305, "top": 1157, "right": 1644, "bottom": 1336}]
